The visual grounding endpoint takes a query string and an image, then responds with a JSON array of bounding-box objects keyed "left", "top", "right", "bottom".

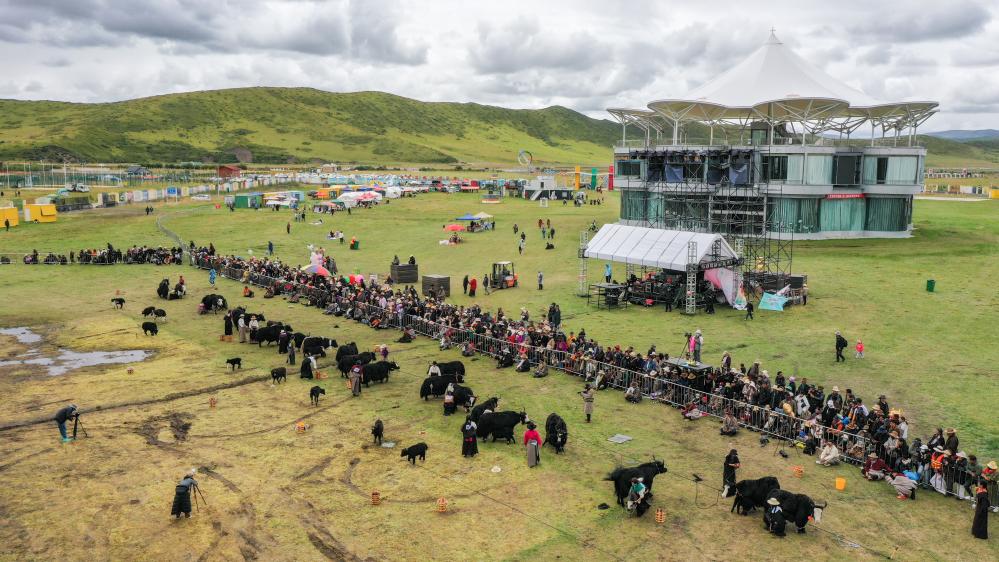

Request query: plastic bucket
[
  {"left": 926, "top": 279, "right": 935, "bottom": 292},
  {"left": 835, "top": 477, "right": 847, "bottom": 491}
]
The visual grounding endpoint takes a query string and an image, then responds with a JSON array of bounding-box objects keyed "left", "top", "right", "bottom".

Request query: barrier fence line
[{"left": 187, "top": 255, "right": 995, "bottom": 505}]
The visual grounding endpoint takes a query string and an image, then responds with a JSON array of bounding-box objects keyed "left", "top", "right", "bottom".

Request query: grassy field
[{"left": 0, "top": 193, "right": 996, "bottom": 561}]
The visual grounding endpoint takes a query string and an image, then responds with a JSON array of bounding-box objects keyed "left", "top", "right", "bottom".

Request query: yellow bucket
[{"left": 835, "top": 477, "right": 847, "bottom": 491}]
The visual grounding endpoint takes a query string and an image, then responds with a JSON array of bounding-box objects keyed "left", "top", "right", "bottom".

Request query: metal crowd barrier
[{"left": 187, "top": 254, "right": 997, "bottom": 501}]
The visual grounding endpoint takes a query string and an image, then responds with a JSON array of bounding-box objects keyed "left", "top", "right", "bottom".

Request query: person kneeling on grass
[
  {"left": 533, "top": 361, "right": 549, "bottom": 378},
  {"left": 816, "top": 441, "right": 841, "bottom": 466},
  {"left": 720, "top": 410, "right": 739, "bottom": 436},
  {"left": 243, "top": 285, "right": 254, "bottom": 298},
  {"left": 625, "top": 381, "right": 642, "bottom": 403},
  {"left": 887, "top": 471, "right": 917, "bottom": 500}
]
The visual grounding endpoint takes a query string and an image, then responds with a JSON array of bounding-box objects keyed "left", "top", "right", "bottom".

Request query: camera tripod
[
  {"left": 191, "top": 482, "right": 208, "bottom": 511},
  {"left": 72, "top": 414, "right": 89, "bottom": 439}
]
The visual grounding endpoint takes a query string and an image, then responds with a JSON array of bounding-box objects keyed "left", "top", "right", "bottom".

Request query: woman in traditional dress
[
  {"left": 972, "top": 482, "right": 989, "bottom": 539},
  {"left": 171, "top": 468, "right": 197, "bottom": 519},
  {"left": 461, "top": 417, "right": 478, "bottom": 458},
  {"left": 581, "top": 384, "right": 594, "bottom": 423},
  {"left": 524, "top": 422, "right": 542, "bottom": 467}
]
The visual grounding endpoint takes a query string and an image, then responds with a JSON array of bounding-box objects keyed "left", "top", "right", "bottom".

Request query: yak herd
[{"left": 141, "top": 279, "right": 826, "bottom": 537}]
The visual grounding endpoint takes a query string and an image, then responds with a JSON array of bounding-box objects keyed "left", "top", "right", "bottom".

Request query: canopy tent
[
  {"left": 472, "top": 212, "right": 493, "bottom": 219},
  {"left": 584, "top": 225, "right": 737, "bottom": 271},
  {"left": 614, "top": 31, "right": 937, "bottom": 139},
  {"left": 455, "top": 213, "right": 478, "bottom": 221}
]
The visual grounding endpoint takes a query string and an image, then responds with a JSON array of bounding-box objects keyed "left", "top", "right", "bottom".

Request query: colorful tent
[
  {"left": 301, "top": 264, "right": 332, "bottom": 277},
  {"left": 455, "top": 213, "right": 477, "bottom": 221}
]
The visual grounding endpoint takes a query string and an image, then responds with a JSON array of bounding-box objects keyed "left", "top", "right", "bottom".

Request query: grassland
[
  {"left": 0, "top": 193, "right": 996, "bottom": 561},
  {"left": 0, "top": 88, "right": 619, "bottom": 167}
]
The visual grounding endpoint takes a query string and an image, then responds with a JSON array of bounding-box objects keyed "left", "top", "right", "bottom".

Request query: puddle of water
[
  {"left": 0, "top": 327, "right": 151, "bottom": 376},
  {"left": 0, "top": 327, "right": 43, "bottom": 344}
]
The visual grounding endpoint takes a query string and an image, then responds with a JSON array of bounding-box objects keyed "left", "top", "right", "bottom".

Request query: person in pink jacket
[{"left": 855, "top": 340, "right": 865, "bottom": 359}]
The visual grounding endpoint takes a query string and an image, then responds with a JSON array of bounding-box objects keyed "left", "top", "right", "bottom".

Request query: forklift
[{"left": 490, "top": 261, "right": 518, "bottom": 289}]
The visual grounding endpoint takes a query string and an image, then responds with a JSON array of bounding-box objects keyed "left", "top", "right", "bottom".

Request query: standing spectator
[
  {"left": 513, "top": 223, "right": 518, "bottom": 234},
  {"left": 461, "top": 416, "right": 478, "bottom": 458},
  {"left": 518, "top": 238, "right": 525, "bottom": 255},
  {"left": 972, "top": 482, "right": 990, "bottom": 539},
  {"left": 745, "top": 301, "right": 754, "bottom": 320},
  {"left": 237, "top": 314, "right": 247, "bottom": 343},
  {"left": 692, "top": 329, "right": 703, "bottom": 363},
  {"left": 604, "top": 263, "right": 612, "bottom": 283},
  {"left": 524, "top": 422, "right": 542, "bottom": 467},
  {"left": 945, "top": 428, "right": 959, "bottom": 454},
  {"left": 723, "top": 449, "right": 740, "bottom": 491},
  {"left": 268, "top": 241, "right": 274, "bottom": 255},
  {"left": 537, "top": 271, "right": 544, "bottom": 291},
  {"left": 287, "top": 341, "right": 296, "bottom": 366},
  {"left": 855, "top": 339, "right": 865, "bottom": 359},
  {"left": 835, "top": 331, "right": 848, "bottom": 362},
  {"left": 286, "top": 222, "right": 291, "bottom": 234},
  {"left": 483, "top": 274, "right": 491, "bottom": 295},
  {"left": 4, "top": 218, "right": 9, "bottom": 231},
  {"left": 550, "top": 227, "right": 555, "bottom": 239},
  {"left": 468, "top": 276, "right": 477, "bottom": 297},
  {"left": 580, "top": 384, "right": 594, "bottom": 423},
  {"left": 462, "top": 275, "right": 469, "bottom": 295}
]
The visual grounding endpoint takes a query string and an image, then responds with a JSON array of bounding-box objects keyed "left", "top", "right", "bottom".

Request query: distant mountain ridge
[
  {"left": 925, "top": 129, "right": 999, "bottom": 142},
  {"left": 0, "top": 87, "right": 619, "bottom": 165}
]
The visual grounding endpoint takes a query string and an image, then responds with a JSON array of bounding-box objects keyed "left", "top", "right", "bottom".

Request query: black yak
[
  {"left": 765, "top": 489, "right": 826, "bottom": 533},
  {"left": 361, "top": 361, "right": 399, "bottom": 386},
  {"left": 302, "top": 336, "right": 338, "bottom": 357},
  {"left": 157, "top": 279, "right": 169, "bottom": 299},
  {"left": 544, "top": 413, "right": 568, "bottom": 454},
  {"left": 476, "top": 411, "right": 527, "bottom": 443},
  {"left": 142, "top": 306, "right": 156, "bottom": 317},
  {"left": 401, "top": 442, "right": 428, "bottom": 464},
  {"left": 470, "top": 397, "right": 499, "bottom": 423},
  {"left": 271, "top": 367, "right": 287, "bottom": 384},
  {"left": 141, "top": 322, "right": 158, "bottom": 336},
  {"left": 605, "top": 459, "right": 668, "bottom": 515},
  {"left": 335, "top": 342, "right": 359, "bottom": 362},
  {"left": 225, "top": 357, "right": 242, "bottom": 370},
  {"left": 372, "top": 419, "right": 384, "bottom": 445},
  {"left": 337, "top": 352, "right": 376, "bottom": 377},
  {"left": 419, "top": 374, "right": 463, "bottom": 400},
  {"left": 153, "top": 309, "right": 167, "bottom": 321},
  {"left": 725, "top": 476, "right": 781, "bottom": 515},
  {"left": 309, "top": 385, "right": 326, "bottom": 406},
  {"left": 436, "top": 361, "right": 465, "bottom": 377},
  {"left": 450, "top": 384, "right": 476, "bottom": 410},
  {"left": 111, "top": 297, "right": 125, "bottom": 309}
]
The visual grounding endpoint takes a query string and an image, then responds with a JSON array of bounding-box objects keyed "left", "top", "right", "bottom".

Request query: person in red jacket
[
  {"left": 524, "top": 422, "right": 542, "bottom": 467},
  {"left": 468, "top": 276, "right": 477, "bottom": 297}
]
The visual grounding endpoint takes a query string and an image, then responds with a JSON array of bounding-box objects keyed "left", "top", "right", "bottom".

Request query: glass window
[
  {"left": 617, "top": 160, "right": 642, "bottom": 178},
  {"left": 805, "top": 155, "right": 833, "bottom": 185},
  {"left": 762, "top": 156, "right": 789, "bottom": 181},
  {"left": 886, "top": 157, "right": 918, "bottom": 185}
]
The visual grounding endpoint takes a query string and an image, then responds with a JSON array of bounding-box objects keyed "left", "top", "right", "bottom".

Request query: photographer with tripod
[
  {"left": 171, "top": 468, "right": 206, "bottom": 519},
  {"left": 54, "top": 404, "right": 79, "bottom": 443}
]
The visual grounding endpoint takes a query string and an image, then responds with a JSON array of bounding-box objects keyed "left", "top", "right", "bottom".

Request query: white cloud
[{"left": 0, "top": 0, "right": 995, "bottom": 130}]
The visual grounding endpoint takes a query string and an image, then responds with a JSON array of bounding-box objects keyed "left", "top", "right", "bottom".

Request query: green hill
[{"left": 0, "top": 88, "right": 620, "bottom": 166}]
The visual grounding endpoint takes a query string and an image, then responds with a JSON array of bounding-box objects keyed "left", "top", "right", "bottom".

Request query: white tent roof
[
  {"left": 585, "top": 225, "right": 737, "bottom": 271},
  {"left": 628, "top": 32, "right": 936, "bottom": 133}
]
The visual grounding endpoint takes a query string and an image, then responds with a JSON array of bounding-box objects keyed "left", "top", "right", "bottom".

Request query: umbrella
[
  {"left": 444, "top": 224, "right": 465, "bottom": 232},
  {"left": 302, "top": 264, "right": 331, "bottom": 277}
]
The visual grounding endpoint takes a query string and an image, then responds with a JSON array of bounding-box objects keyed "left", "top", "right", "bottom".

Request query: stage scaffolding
[{"left": 630, "top": 145, "right": 793, "bottom": 286}]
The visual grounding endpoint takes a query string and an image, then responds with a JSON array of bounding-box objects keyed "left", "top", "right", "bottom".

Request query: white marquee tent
[{"left": 585, "top": 224, "right": 738, "bottom": 271}]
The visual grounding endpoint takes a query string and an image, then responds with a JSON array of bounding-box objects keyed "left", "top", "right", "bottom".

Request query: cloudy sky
[{"left": 1, "top": 0, "right": 997, "bottom": 130}]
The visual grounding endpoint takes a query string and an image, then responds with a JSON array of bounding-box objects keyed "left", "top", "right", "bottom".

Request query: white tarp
[{"left": 585, "top": 224, "right": 737, "bottom": 271}]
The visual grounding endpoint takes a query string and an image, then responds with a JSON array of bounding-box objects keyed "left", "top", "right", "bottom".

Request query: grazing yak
[
  {"left": 153, "top": 309, "right": 167, "bottom": 321},
  {"left": 335, "top": 342, "right": 359, "bottom": 362},
  {"left": 419, "top": 373, "right": 464, "bottom": 400},
  {"left": 436, "top": 361, "right": 465, "bottom": 378},
  {"left": 302, "top": 336, "right": 338, "bottom": 357},
  {"left": 309, "top": 385, "right": 326, "bottom": 406},
  {"left": 338, "top": 352, "right": 376, "bottom": 377},
  {"left": 450, "top": 384, "right": 477, "bottom": 411},
  {"left": 225, "top": 357, "right": 242, "bottom": 370},
  {"left": 544, "top": 413, "right": 568, "bottom": 454},
  {"left": 253, "top": 323, "right": 290, "bottom": 346},
  {"left": 725, "top": 476, "right": 781, "bottom": 515},
  {"left": 157, "top": 279, "right": 170, "bottom": 299},
  {"left": 372, "top": 419, "right": 384, "bottom": 445},
  {"left": 271, "top": 367, "right": 287, "bottom": 384},
  {"left": 400, "top": 442, "right": 428, "bottom": 464},
  {"left": 765, "top": 489, "right": 826, "bottom": 533},
  {"left": 201, "top": 294, "right": 227, "bottom": 313},
  {"left": 142, "top": 306, "right": 156, "bottom": 317},
  {"left": 141, "top": 322, "right": 159, "bottom": 336},
  {"left": 476, "top": 411, "right": 528, "bottom": 443},
  {"left": 111, "top": 297, "right": 125, "bottom": 309},
  {"left": 361, "top": 361, "right": 399, "bottom": 386},
  {"left": 470, "top": 397, "right": 499, "bottom": 423},
  {"left": 605, "top": 459, "right": 668, "bottom": 516}
]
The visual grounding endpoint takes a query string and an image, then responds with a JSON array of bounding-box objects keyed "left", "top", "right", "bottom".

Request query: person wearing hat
[
  {"left": 627, "top": 477, "right": 648, "bottom": 513},
  {"left": 982, "top": 461, "right": 999, "bottom": 513},
  {"left": 171, "top": 468, "right": 198, "bottom": 519},
  {"left": 53, "top": 403, "right": 78, "bottom": 443},
  {"left": 828, "top": 386, "right": 843, "bottom": 411},
  {"left": 944, "top": 428, "right": 959, "bottom": 455},
  {"left": 580, "top": 384, "right": 595, "bottom": 422},
  {"left": 862, "top": 452, "right": 888, "bottom": 481},
  {"left": 461, "top": 416, "right": 478, "bottom": 458},
  {"left": 817, "top": 440, "right": 841, "bottom": 467},
  {"left": 523, "top": 421, "right": 541, "bottom": 467},
  {"left": 953, "top": 452, "right": 972, "bottom": 500},
  {"left": 764, "top": 497, "right": 786, "bottom": 537},
  {"left": 930, "top": 448, "right": 949, "bottom": 494},
  {"left": 834, "top": 331, "right": 848, "bottom": 362}
]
